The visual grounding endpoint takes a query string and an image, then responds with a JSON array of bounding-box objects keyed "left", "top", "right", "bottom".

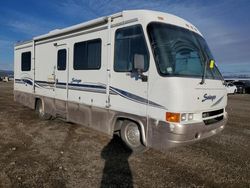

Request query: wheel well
[
  {"left": 35, "top": 97, "right": 41, "bottom": 108},
  {"left": 114, "top": 117, "right": 139, "bottom": 131},
  {"left": 35, "top": 98, "right": 42, "bottom": 109}
]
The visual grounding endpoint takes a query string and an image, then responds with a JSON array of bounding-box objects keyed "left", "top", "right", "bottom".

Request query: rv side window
[
  {"left": 57, "top": 49, "right": 67, "bottom": 71},
  {"left": 21, "top": 52, "right": 31, "bottom": 71},
  {"left": 114, "top": 25, "right": 149, "bottom": 72},
  {"left": 74, "top": 39, "right": 101, "bottom": 70}
]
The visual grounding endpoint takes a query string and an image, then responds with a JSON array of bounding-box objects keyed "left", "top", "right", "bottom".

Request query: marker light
[
  {"left": 181, "top": 114, "right": 187, "bottom": 121},
  {"left": 210, "top": 60, "right": 215, "bottom": 69},
  {"left": 157, "top": 16, "right": 164, "bottom": 20},
  {"left": 166, "top": 112, "right": 180, "bottom": 123}
]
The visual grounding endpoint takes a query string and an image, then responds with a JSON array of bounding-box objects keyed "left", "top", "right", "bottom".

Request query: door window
[
  {"left": 57, "top": 49, "right": 67, "bottom": 71},
  {"left": 114, "top": 25, "right": 149, "bottom": 72},
  {"left": 21, "top": 51, "right": 31, "bottom": 71}
]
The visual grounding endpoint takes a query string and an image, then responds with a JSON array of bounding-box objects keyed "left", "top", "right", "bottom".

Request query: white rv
[{"left": 14, "top": 10, "right": 227, "bottom": 152}]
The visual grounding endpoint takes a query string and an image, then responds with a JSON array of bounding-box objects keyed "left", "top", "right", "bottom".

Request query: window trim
[
  {"left": 113, "top": 24, "right": 150, "bottom": 73},
  {"left": 57, "top": 49, "right": 67, "bottom": 71},
  {"left": 73, "top": 38, "right": 102, "bottom": 70},
  {"left": 21, "top": 51, "right": 31, "bottom": 72}
]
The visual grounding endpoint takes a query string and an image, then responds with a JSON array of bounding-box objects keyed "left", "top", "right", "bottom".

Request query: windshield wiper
[
  {"left": 200, "top": 57, "right": 208, "bottom": 85},
  {"left": 196, "top": 39, "right": 208, "bottom": 85}
]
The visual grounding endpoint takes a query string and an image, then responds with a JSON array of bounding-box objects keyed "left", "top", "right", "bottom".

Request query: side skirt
[{"left": 13, "top": 90, "right": 148, "bottom": 144}]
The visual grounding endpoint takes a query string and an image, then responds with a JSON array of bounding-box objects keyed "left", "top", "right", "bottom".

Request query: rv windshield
[{"left": 147, "top": 22, "right": 222, "bottom": 80}]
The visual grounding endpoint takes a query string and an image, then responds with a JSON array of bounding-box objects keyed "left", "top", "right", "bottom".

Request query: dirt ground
[{"left": 0, "top": 82, "right": 249, "bottom": 188}]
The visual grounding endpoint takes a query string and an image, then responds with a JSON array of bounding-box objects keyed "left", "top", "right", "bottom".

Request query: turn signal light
[
  {"left": 166, "top": 112, "right": 180, "bottom": 123},
  {"left": 157, "top": 16, "right": 164, "bottom": 20}
]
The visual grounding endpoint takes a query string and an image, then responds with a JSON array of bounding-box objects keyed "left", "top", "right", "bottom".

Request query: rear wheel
[
  {"left": 35, "top": 99, "right": 51, "bottom": 120},
  {"left": 120, "top": 120, "right": 147, "bottom": 153}
]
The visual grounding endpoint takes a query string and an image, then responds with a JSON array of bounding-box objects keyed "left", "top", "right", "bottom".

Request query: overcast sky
[{"left": 0, "top": 0, "right": 249, "bottom": 75}]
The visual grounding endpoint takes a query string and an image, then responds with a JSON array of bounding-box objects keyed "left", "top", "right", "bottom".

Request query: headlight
[
  {"left": 180, "top": 113, "right": 194, "bottom": 122},
  {"left": 166, "top": 112, "right": 194, "bottom": 123},
  {"left": 188, "top": 113, "right": 194, "bottom": 120},
  {"left": 181, "top": 113, "right": 187, "bottom": 121}
]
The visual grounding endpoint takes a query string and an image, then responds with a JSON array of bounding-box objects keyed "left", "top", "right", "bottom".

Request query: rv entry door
[{"left": 54, "top": 46, "right": 69, "bottom": 103}]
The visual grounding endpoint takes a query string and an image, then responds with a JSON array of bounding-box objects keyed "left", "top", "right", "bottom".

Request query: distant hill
[{"left": 0, "top": 70, "right": 14, "bottom": 77}]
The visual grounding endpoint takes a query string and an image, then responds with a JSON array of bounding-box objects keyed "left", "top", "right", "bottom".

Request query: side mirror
[
  {"left": 134, "top": 54, "right": 145, "bottom": 71},
  {"left": 133, "top": 54, "right": 148, "bottom": 82}
]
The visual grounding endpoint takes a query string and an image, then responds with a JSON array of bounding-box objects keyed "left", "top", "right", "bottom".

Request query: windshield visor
[{"left": 147, "top": 22, "right": 222, "bottom": 80}]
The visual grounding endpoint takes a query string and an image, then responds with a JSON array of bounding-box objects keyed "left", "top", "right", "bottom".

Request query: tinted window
[
  {"left": 57, "top": 49, "right": 67, "bottom": 71},
  {"left": 234, "top": 81, "right": 244, "bottom": 86},
  {"left": 21, "top": 52, "right": 31, "bottom": 71},
  {"left": 114, "top": 25, "right": 149, "bottom": 72},
  {"left": 74, "top": 39, "right": 101, "bottom": 70}
]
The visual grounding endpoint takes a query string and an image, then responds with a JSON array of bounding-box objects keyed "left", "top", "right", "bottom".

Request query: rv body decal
[{"left": 15, "top": 78, "right": 165, "bottom": 109}]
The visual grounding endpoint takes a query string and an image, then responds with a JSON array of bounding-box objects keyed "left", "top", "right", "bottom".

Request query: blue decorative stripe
[
  {"left": 15, "top": 78, "right": 165, "bottom": 109},
  {"left": 211, "top": 96, "right": 224, "bottom": 107},
  {"left": 68, "top": 85, "right": 106, "bottom": 94},
  {"left": 15, "top": 78, "right": 33, "bottom": 86},
  {"left": 110, "top": 86, "right": 165, "bottom": 109},
  {"left": 69, "top": 83, "right": 105, "bottom": 88},
  {"left": 57, "top": 82, "right": 67, "bottom": 86},
  {"left": 67, "top": 83, "right": 106, "bottom": 94},
  {"left": 36, "top": 80, "right": 54, "bottom": 84}
]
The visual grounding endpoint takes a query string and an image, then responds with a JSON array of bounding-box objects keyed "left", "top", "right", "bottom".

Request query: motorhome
[{"left": 14, "top": 10, "right": 227, "bottom": 152}]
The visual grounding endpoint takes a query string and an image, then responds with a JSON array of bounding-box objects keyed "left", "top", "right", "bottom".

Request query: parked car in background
[
  {"left": 233, "top": 81, "right": 248, "bottom": 94},
  {"left": 3, "top": 77, "right": 9, "bottom": 82},
  {"left": 225, "top": 83, "right": 237, "bottom": 94}
]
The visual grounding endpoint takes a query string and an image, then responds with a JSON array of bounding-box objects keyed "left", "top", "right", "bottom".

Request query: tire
[
  {"left": 35, "top": 99, "right": 52, "bottom": 120},
  {"left": 120, "top": 120, "right": 147, "bottom": 153}
]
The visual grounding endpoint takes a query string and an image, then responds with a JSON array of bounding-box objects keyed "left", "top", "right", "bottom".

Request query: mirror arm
[
  {"left": 140, "top": 74, "right": 148, "bottom": 82},
  {"left": 136, "top": 69, "right": 148, "bottom": 82}
]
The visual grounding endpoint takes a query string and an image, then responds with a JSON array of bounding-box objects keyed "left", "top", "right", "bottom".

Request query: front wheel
[
  {"left": 120, "top": 120, "right": 147, "bottom": 153},
  {"left": 35, "top": 99, "right": 52, "bottom": 120}
]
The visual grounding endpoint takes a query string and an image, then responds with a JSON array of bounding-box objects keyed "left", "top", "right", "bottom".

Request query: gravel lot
[{"left": 0, "top": 82, "right": 249, "bottom": 188}]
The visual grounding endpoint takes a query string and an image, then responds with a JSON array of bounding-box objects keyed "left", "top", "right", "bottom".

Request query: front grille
[
  {"left": 202, "top": 109, "right": 224, "bottom": 118},
  {"left": 204, "top": 115, "right": 224, "bottom": 125}
]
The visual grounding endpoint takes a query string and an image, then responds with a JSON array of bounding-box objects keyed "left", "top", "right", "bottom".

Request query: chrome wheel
[
  {"left": 120, "top": 120, "right": 147, "bottom": 153},
  {"left": 124, "top": 122, "right": 141, "bottom": 147}
]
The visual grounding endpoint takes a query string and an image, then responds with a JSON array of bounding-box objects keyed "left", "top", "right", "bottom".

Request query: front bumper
[{"left": 147, "top": 113, "right": 228, "bottom": 152}]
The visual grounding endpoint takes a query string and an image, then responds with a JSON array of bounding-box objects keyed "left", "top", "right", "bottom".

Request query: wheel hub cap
[{"left": 126, "top": 124, "right": 140, "bottom": 147}]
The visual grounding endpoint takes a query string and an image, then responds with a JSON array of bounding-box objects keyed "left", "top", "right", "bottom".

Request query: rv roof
[
  {"left": 33, "top": 11, "right": 123, "bottom": 42},
  {"left": 15, "top": 10, "right": 201, "bottom": 46}
]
